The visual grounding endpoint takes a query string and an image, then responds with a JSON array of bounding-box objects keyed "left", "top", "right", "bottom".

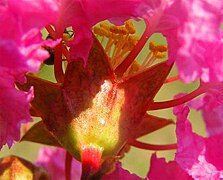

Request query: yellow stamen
[
  {"left": 99, "top": 22, "right": 110, "bottom": 30},
  {"left": 93, "top": 26, "right": 110, "bottom": 37},
  {"left": 63, "top": 32, "right": 74, "bottom": 42},
  {"left": 154, "top": 52, "right": 166, "bottom": 59},
  {"left": 110, "top": 26, "right": 120, "bottom": 34},
  {"left": 93, "top": 21, "right": 168, "bottom": 77},
  {"left": 125, "top": 20, "right": 136, "bottom": 34},
  {"left": 149, "top": 42, "right": 167, "bottom": 53}
]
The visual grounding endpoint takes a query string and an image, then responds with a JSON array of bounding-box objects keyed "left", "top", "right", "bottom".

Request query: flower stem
[
  {"left": 54, "top": 41, "right": 64, "bottom": 83},
  {"left": 149, "top": 83, "right": 210, "bottom": 110},
  {"left": 164, "top": 75, "right": 179, "bottom": 84},
  {"left": 45, "top": 25, "right": 55, "bottom": 39},
  {"left": 129, "top": 140, "right": 177, "bottom": 150},
  {"left": 115, "top": 19, "right": 151, "bottom": 77},
  {"left": 62, "top": 44, "right": 70, "bottom": 62},
  {"left": 65, "top": 151, "right": 72, "bottom": 180}
]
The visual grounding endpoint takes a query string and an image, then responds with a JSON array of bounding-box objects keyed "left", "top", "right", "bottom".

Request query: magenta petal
[
  {"left": 174, "top": 0, "right": 223, "bottom": 83},
  {"left": 140, "top": 0, "right": 223, "bottom": 83},
  {"left": 0, "top": 1, "right": 59, "bottom": 148},
  {"left": 174, "top": 105, "right": 204, "bottom": 170},
  {"left": 202, "top": 104, "right": 223, "bottom": 136},
  {"left": 68, "top": 27, "right": 93, "bottom": 63},
  {"left": 102, "top": 162, "right": 142, "bottom": 180},
  {"left": 189, "top": 85, "right": 223, "bottom": 136},
  {"left": 174, "top": 104, "right": 223, "bottom": 179},
  {"left": 7, "top": 0, "right": 58, "bottom": 31},
  {"left": 188, "top": 155, "right": 222, "bottom": 179},
  {"left": 0, "top": 0, "right": 59, "bottom": 76},
  {"left": 205, "top": 134, "right": 223, "bottom": 170},
  {"left": 36, "top": 147, "right": 81, "bottom": 180},
  {"left": 0, "top": 87, "right": 33, "bottom": 148},
  {"left": 148, "top": 154, "right": 192, "bottom": 180}
]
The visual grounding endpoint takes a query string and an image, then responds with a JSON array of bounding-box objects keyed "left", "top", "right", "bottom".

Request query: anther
[
  {"left": 149, "top": 42, "right": 167, "bottom": 53},
  {"left": 125, "top": 20, "right": 136, "bottom": 34},
  {"left": 93, "top": 26, "right": 110, "bottom": 37},
  {"left": 99, "top": 22, "right": 110, "bottom": 30},
  {"left": 110, "top": 26, "right": 120, "bottom": 34},
  {"left": 62, "top": 31, "right": 74, "bottom": 42},
  {"left": 118, "top": 27, "right": 128, "bottom": 35},
  {"left": 154, "top": 52, "right": 166, "bottom": 59}
]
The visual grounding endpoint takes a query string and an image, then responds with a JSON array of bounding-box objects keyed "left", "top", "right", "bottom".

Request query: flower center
[{"left": 93, "top": 20, "right": 168, "bottom": 77}]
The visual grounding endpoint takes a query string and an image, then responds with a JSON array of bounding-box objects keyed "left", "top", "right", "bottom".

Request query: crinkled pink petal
[
  {"left": 0, "top": 1, "right": 59, "bottom": 148},
  {"left": 55, "top": 0, "right": 146, "bottom": 63},
  {"left": 188, "top": 154, "right": 222, "bottom": 179},
  {"left": 174, "top": 0, "right": 223, "bottom": 83},
  {"left": 148, "top": 154, "right": 192, "bottom": 180},
  {"left": 102, "top": 162, "right": 142, "bottom": 180},
  {"left": 0, "top": 0, "right": 59, "bottom": 76},
  {"left": 176, "top": 39, "right": 223, "bottom": 83},
  {"left": 174, "top": 104, "right": 223, "bottom": 179},
  {"left": 174, "top": 105, "right": 205, "bottom": 170},
  {"left": 205, "top": 134, "right": 223, "bottom": 170},
  {"left": 140, "top": 0, "right": 223, "bottom": 83},
  {"left": 36, "top": 147, "right": 81, "bottom": 180},
  {"left": 0, "top": 85, "right": 33, "bottom": 148},
  {"left": 202, "top": 105, "right": 223, "bottom": 136},
  {"left": 187, "top": 149, "right": 221, "bottom": 178},
  {"left": 7, "top": 0, "right": 58, "bottom": 31},
  {"left": 189, "top": 85, "right": 223, "bottom": 136}
]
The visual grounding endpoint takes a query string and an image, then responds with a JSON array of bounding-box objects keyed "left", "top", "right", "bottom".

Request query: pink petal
[
  {"left": 7, "top": 0, "right": 58, "bottom": 31},
  {"left": 102, "top": 162, "right": 142, "bottom": 180},
  {"left": 140, "top": 0, "right": 223, "bottom": 83},
  {"left": 0, "top": 1, "right": 59, "bottom": 147},
  {"left": 174, "top": 104, "right": 223, "bottom": 179},
  {"left": 188, "top": 155, "right": 222, "bottom": 179},
  {"left": 148, "top": 154, "right": 192, "bottom": 180},
  {"left": 0, "top": 86, "right": 33, "bottom": 148},
  {"left": 173, "top": 0, "right": 223, "bottom": 83},
  {"left": 174, "top": 105, "right": 204, "bottom": 170},
  {"left": 36, "top": 147, "right": 81, "bottom": 180},
  {"left": 205, "top": 134, "right": 223, "bottom": 170},
  {"left": 0, "top": 0, "right": 59, "bottom": 76},
  {"left": 189, "top": 85, "right": 223, "bottom": 136}
]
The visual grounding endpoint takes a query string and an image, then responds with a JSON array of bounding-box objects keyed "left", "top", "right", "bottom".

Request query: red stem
[
  {"left": 65, "top": 151, "right": 72, "bottom": 180},
  {"left": 45, "top": 25, "right": 55, "bottom": 39},
  {"left": 149, "top": 84, "right": 208, "bottom": 110},
  {"left": 164, "top": 75, "right": 179, "bottom": 84},
  {"left": 54, "top": 41, "right": 64, "bottom": 83},
  {"left": 115, "top": 20, "right": 151, "bottom": 77},
  {"left": 129, "top": 140, "right": 177, "bottom": 150},
  {"left": 62, "top": 44, "right": 70, "bottom": 62}
]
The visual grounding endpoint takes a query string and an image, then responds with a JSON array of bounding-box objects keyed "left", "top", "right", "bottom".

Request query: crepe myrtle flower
[
  {"left": 0, "top": 0, "right": 150, "bottom": 150},
  {"left": 1, "top": 0, "right": 223, "bottom": 179}
]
